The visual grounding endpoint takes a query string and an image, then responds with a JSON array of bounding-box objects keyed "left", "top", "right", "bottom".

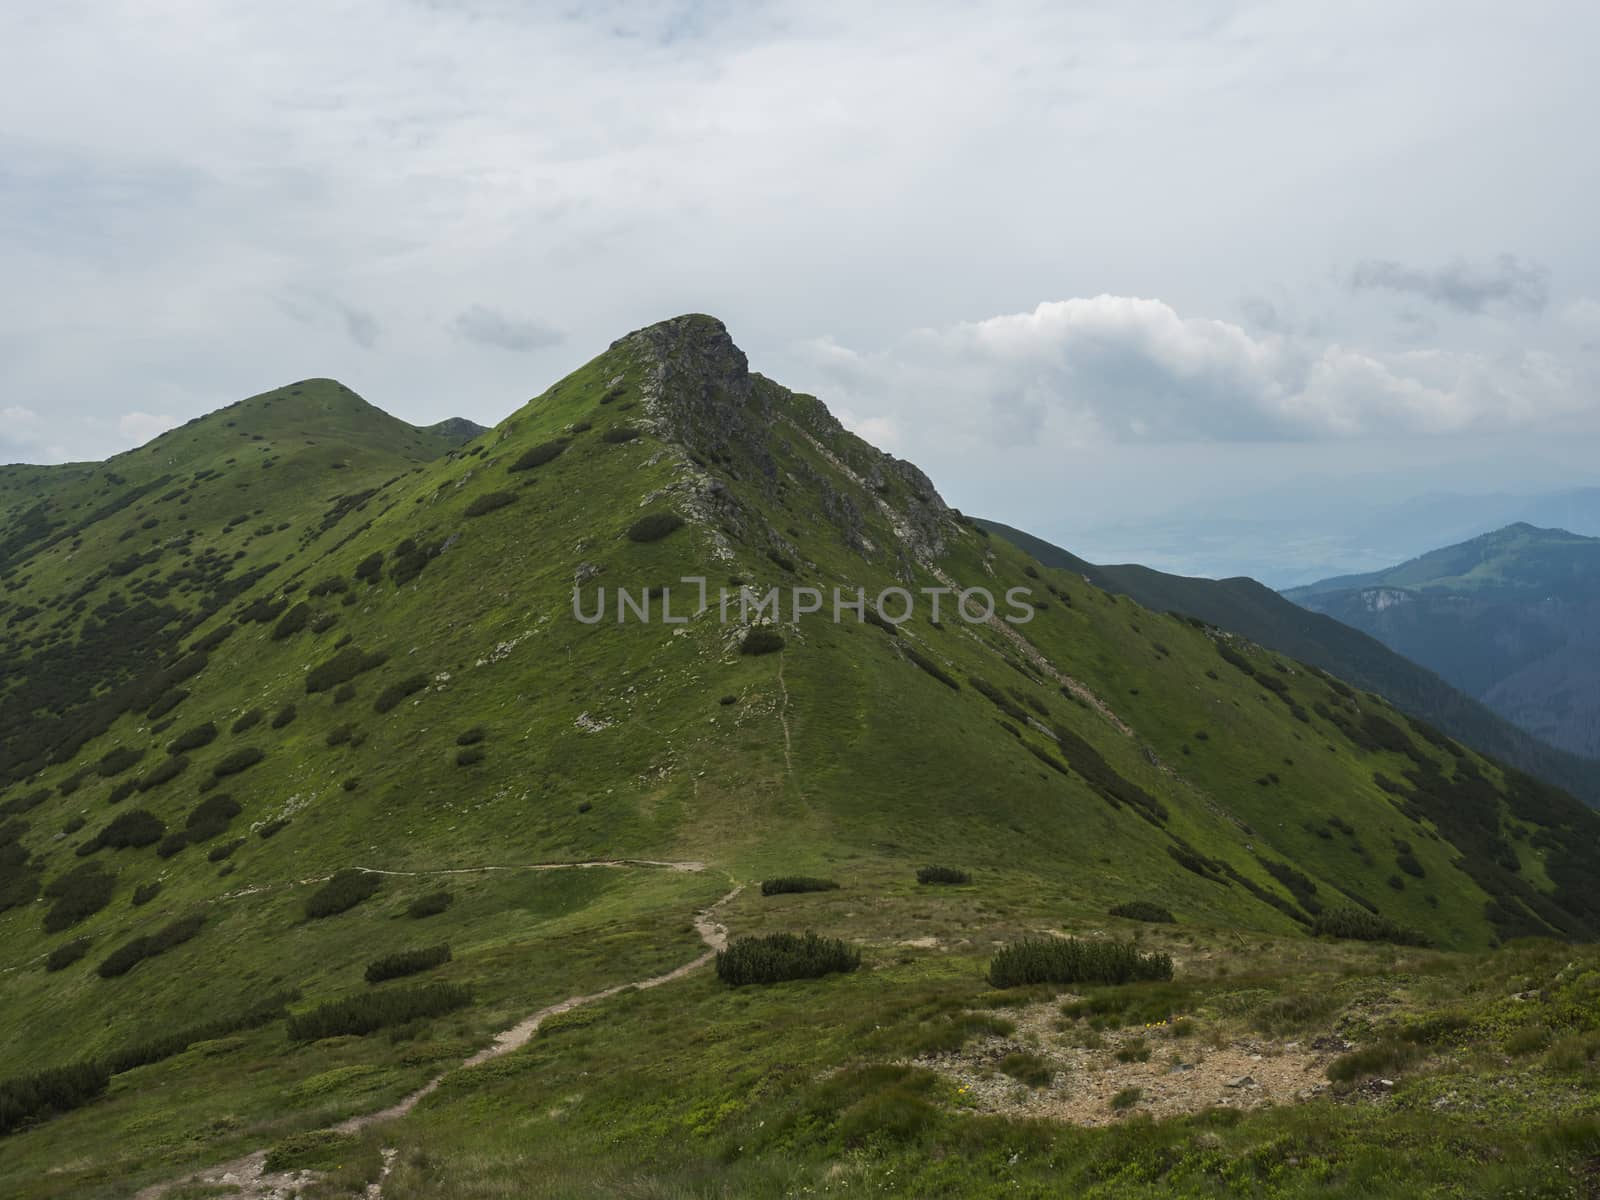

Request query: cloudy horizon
[{"left": 3, "top": 0, "right": 1597, "bottom": 577}]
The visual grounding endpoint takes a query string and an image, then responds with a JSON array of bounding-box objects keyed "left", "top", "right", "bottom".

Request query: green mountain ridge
[
  {"left": 2, "top": 317, "right": 1599, "bottom": 1197},
  {"left": 980, "top": 519, "right": 1600, "bottom": 805},
  {"left": 1286, "top": 524, "right": 1600, "bottom": 758}
]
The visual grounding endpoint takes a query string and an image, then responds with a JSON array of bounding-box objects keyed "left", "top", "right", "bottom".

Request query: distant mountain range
[
  {"left": 1061, "top": 486, "right": 1600, "bottom": 588},
  {"left": 1286, "top": 524, "right": 1600, "bottom": 760},
  {"left": 982, "top": 519, "right": 1600, "bottom": 805}
]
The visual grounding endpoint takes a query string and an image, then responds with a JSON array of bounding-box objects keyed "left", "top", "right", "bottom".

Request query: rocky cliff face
[{"left": 618, "top": 314, "right": 956, "bottom": 577}]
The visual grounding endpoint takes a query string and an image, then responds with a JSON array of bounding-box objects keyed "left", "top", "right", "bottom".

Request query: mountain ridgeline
[
  {"left": 981, "top": 519, "right": 1600, "bottom": 806},
  {"left": 1287, "top": 523, "right": 1600, "bottom": 760},
  {"left": 2, "top": 316, "right": 1600, "bottom": 1193}
]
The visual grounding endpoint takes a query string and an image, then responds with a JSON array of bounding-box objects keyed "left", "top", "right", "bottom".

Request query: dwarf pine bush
[
  {"left": 373, "top": 674, "right": 429, "bottom": 714},
  {"left": 136, "top": 754, "right": 188, "bottom": 792},
  {"left": 305, "top": 869, "right": 380, "bottom": 919},
  {"left": 902, "top": 645, "right": 959, "bottom": 690},
  {"left": 230, "top": 708, "right": 264, "bottom": 734},
  {"left": 761, "top": 877, "right": 842, "bottom": 896},
  {"left": 0, "top": 1060, "right": 110, "bottom": 1136},
  {"left": 167, "top": 721, "right": 218, "bottom": 755},
  {"left": 286, "top": 983, "right": 471, "bottom": 1041},
  {"left": 464, "top": 491, "right": 516, "bottom": 517},
  {"left": 104, "top": 990, "right": 297, "bottom": 1076},
  {"left": 96, "top": 747, "right": 143, "bottom": 778},
  {"left": 96, "top": 913, "right": 204, "bottom": 979},
  {"left": 365, "top": 944, "right": 451, "bottom": 983},
  {"left": 507, "top": 439, "right": 569, "bottom": 472},
  {"left": 917, "top": 865, "right": 969, "bottom": 885},
  {"left": 44, "top": 938, "right": 92, "bottom": 973},
  {"left": 1311, "top": 907, "right": 1430, "bottom": 947},
  {"left": 626, "top": 512, "right": 684, "bottom": 543},
  {"left": 1109, "top": 901, "right": 1176, "bottom": 924},
  {"left": 41, "top": 864, "right": 116, "bottom": 933},
  {"left": 407, "top": 890, "right": 453, "bottom": 918},
  {"left": 740, "top": 628, "right": 785, "bottom": 656},
  {"left": 211, "top": 747, "right": 264, "bottom": 778},
  {"left": 986, "top": 937, "right": 1173, "bottom": 989},
  {"left": 716, "top": 932, "right": 861, "bottom": 986},
  {"left": 76, "top": 809, "right": 165, "bottom": 856},
  {"left": 305, "top": 645, "right": 389, "bottom": 693}
]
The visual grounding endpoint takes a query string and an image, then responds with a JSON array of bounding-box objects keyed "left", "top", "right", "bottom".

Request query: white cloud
[{"left": 796, "top": 297, "right": 1599, "bottom": 447}]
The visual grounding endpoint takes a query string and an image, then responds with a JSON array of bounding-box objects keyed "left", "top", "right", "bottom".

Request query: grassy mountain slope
[
  {"left": 1286, "top": 524, "right": 1600, "bottom": 758},
  {"left": 980, "top": 519, "right": 1600, "bottom": 805},
  {"left": 2, "top": 319, "right": 1600, "bottom": 1197}
]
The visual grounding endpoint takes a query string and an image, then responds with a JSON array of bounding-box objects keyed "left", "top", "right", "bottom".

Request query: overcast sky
[{"left": 3, "top": 1, "right": 1597, "bottom": 576}]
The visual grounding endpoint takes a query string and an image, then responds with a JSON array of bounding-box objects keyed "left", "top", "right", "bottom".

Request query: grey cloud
[
  {"left": 341, "top": 305, "right": 380, "bottom": 349},
  {"left": 797, "top": 297, "right": 1600, "bottom": 450},
  {"left": 454, "top": 305, "right": 564, "bottom": 352},
  {"left": 1349, "top": 255, "right": 1549, "bottom": 314}
]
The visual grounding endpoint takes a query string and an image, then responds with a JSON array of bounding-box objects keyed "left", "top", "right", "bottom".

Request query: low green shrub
[
  {"left": 1110, "top": 1086, "right": 1142, "bottom": 1111},
  {"left": 626, "top": 512, "right": 684, "bottom": 543},
  {"left": 917, "top": 865, "right": 969, "bottom": 885},
  {"left": 455, "top": 727, "right": 485, "bottom": 746},
  {"left": 507, "top": 439, "right": 568, "bottom": 472},
  {"left": 987, "top": 937, "right": 1173, "bottom": 989},
  {"left": 455, "top": 747, "right": 484, "bottom": 767},
  {"left": 96, "top": 913, "right": 204, "bottom": 979},
  {"left": 104, "top": 990, "right": 297, "bottom": 1076},
  {"left": 1326, "top": 1040, "right": 1419, "bottom": 1083},
  {"left": 207, "top": 838, "right": 246, "bottom": 863},
  {"left": 76, "top": 809, "right": 165, "bottom": 855},
  {"left": 740, "top": 628, "right": 785, "bottom": 655},
  {"left": 601, "top": 425, "right": 641, "bottom": 443},
  {"left": 305, "top": 645, "right": 389, "bottom": 694},
  {"left": 374, "top": 674, "right": 429, "bottom": 714},
  {"left": 96, "top": 747, "right": 144, "bottom": 778},
  {"left": 902, "top": 645, "right": 959, "bottom": 689},
  {"left": 0, "top": 1061, "right": 110, "bottom": 1136},
  {"left": 716, "top": 932, "right": 861, "bottom": 986},
  {"left": 1311, "top": 907, "right": 1429, "bottom": 947},
  {"left": 44, "top": 938, "right": 92, "bottom": 973},
  {"left": 136, "top": 754, "right": 188, "bottom": 792},
  {"left": 1109, "top": 901, "right": 1176, "bottom": 923},
  {"left": 272, "top": 603, "right": 311, "bottom": 640},
  {"left": 761, "top": 877, "right": 841, "bottom": 896},
  {"left": 286, "top": 983, "right": 471, "bottom": 1041},
  {"left": 465, "top": 491, "right": 516, "bottom": 517},
  {"left": 211, "top": 747, "right": 264, "bottom": 778},
  {"left": 305, "top": 869, "right": 380, "bottom": 919},
  {"left": 270, "top": 704, "right": 297, "bottom": 729},
  {"left": 230, "top": 708, "right": 263, "bottom": 734},
  {"left": 42, "top": 864, "right": 116, "bottom": 933},
  {"left": 365, "top": 944, "right": 451, "bottom": 983},
  {"left": 146, "top": 689, "right": 188, "bottom": 720},
  {"left": 166, "top": 722, "right": 218, "bottom": 755},
  {"left": 1253, "top": 992, "right": 1337, "bottom": 1035},
  {"left": 407, "top": 891, "right": 453, "bottom": 918},
  {"left": 1115, "top": 1037, "right": 1152, "bottom": 1063},
  {"left": 998, "top": 1051, "right": 1054, "bottom": 1087},
  {"left": 257, "top": 817, "right": 291, "bottom": 840},
  {"left": 131, "top": 882, "right": 161, "bottom": 906}
]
